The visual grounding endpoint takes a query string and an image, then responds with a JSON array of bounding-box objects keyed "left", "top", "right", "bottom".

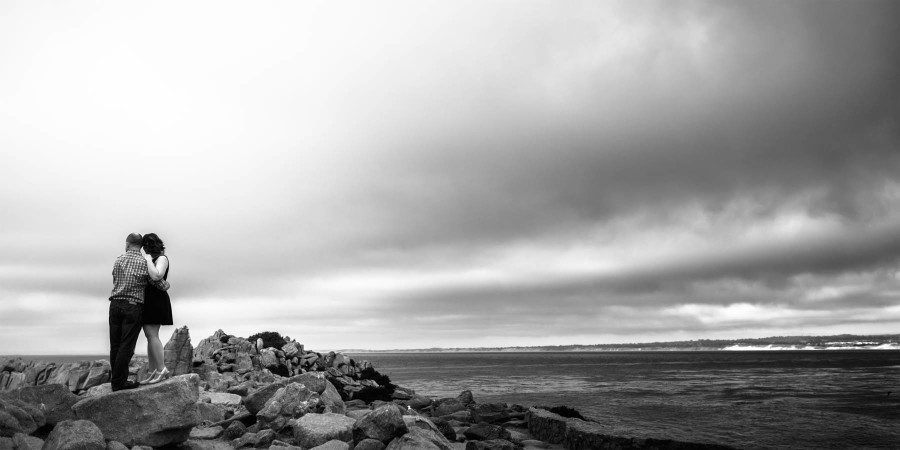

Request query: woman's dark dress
[{"left": 143, "top": 255, "right": 173, "bottom": 325}]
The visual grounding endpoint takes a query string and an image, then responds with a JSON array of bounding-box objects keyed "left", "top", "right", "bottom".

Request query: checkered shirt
[{"left": 109, "top": 249, "right": 148, "bottom": 303}]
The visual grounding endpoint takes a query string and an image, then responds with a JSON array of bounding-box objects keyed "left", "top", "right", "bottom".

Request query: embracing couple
[{"left": 108, "top": 232, "right": 174, "bottom": 391}]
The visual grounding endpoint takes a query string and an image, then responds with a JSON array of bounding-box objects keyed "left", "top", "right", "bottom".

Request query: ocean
[
  {"left": 7, "top": 351, "right": 898, "bottom": 449},
  {"left": 348, "top": 351, "right": 900, "bottom": 450}
]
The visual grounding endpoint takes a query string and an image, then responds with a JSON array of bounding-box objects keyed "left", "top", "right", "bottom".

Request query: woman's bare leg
[{"left": 143, "top": 324, "right": 165, "bottom": 371}]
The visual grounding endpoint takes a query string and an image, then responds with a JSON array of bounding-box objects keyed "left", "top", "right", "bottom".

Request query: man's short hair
[{"left": 126, "top": 233, "right": 143, "bottom": 246}]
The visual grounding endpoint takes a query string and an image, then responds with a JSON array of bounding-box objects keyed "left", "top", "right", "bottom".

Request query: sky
[{"left": 1, "top": 1, "right": 899, "bottom": 354}]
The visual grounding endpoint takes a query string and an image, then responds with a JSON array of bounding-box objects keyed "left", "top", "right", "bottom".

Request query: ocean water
[{"left": 348, "top": 351, "right": 900, "bottom": 450}]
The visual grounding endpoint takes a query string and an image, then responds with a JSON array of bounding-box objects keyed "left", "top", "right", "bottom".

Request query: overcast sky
[{"left": 2, "top": 1, "right": 899, "bottom": 355}]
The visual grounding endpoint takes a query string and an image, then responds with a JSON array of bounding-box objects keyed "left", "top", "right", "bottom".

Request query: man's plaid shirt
[{"left": 109, "top": 249, "right": 148, "bottom": 303}]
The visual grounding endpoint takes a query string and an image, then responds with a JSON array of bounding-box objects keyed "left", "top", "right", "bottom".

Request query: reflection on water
[{"left": 350, "top": 351, "right": 900, "bottom": 450}]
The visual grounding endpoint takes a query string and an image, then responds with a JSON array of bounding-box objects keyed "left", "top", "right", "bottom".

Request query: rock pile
[{"left": 1, "top": 327, "right": 735, "bottom": 450}]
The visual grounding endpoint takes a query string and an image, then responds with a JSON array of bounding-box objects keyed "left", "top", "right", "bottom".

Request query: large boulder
[
  {"left": 287, "top": 372, "right": 328, "bottom": 394},
  {"left": 1, "top": 384, "right": 76, "bottom": 426},
  {"left": 385, "top": 427, "right": 453, "bottom": 450},
  {"left": 243, "top": 381, "right": 288, "bottom": 415},
  {"left": 72, "top": 374, "right": 201, "bottom": 447},
  {"left": 463, "top": 423, "right": 511, "bottom": 441},
  {"left": 81, "top": 361, "right": 110, "bottom": 391},
  {"left": 256, "top": 383, "right": 320, "bottom": 431},
  {"left": 164, "top": 326, "right": 194, "bottom": 376},
  {"left": 0, "top": 397, "right": 43, "bottom": 437},
  {"left": 292, "top": 413, "right": 355, "bottom": 448},
  {"left": 320, "top": 381, "right": 345, "bottom": 414},
  {"left": 352, "top": 404, "right": 408, "bottom": 444},
  {"left": 41, "top": 420, "right": 105, "bottom": 450}
]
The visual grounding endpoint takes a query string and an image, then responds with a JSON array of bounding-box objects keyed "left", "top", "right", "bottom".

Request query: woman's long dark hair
[{"left": 142, "top": 233, "right": 166, "bottom": 258}]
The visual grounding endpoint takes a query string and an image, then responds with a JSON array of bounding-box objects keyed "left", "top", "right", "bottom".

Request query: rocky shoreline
[{"left": 1, "top": 327, "right": 736, "bottom": 450}]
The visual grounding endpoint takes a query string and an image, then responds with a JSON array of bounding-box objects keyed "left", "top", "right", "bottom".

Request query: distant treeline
[{"left": 344, "top": 334, "right": 900, "bottom": 353}]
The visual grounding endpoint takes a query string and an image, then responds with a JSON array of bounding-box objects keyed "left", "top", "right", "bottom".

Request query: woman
[{"left": 140, "top": 233, "right": 172, "bottom": 384}]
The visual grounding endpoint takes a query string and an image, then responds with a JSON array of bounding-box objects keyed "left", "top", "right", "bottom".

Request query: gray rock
[
  {"left": 256, "top": 383, "right": 320, "bottom": 431},
  {"left": 309, "top": 440, "right": 349, "bottom": 450},
  {"left": 232, "top": 429, "right": 276, "bottom": 448},
  {"left": 469, "top": 404, "right": 510, "bottom": 425},
  {"left": 320, "top": 381, "right": 345, "bottom": 414},
  {"left": 430, "top": 417, "right": 457, "bottom": 442},
  {"left": 287, "top": 372, "right": 328, "bottom": 395},
  {"left": 268, "top": 439, "right": 303, "bottom": 450},
  {"left": 164, "top": 326, "right": 194, "bottom": 376},
  {"left": 385, "top": 427, "right": 451, "bottom": 450},
  {"left": 292, "top": 413, "right": 355, "bottom": 448},
  {"left": 457, "top": 391, "right": 474, "bottom": 406},
  {"left": 181, "top": 440, "right": 236, "bottom": 450},
  {"left": 346, "top": 409, "right": 370, "bottom": 421},
  {"left": 464, "top": 439, "right": 517, "bottom": 450},
  {"left": 463, "top": 423, "right": 511, "bottom": 441},
  {"left": 41, "top": 420, "right": 105, "bottom": 450},
  {"left": 393, "top": 422, "right": 454, "bottom": 450},
  {"left": 222, "top": 421, "right": 246, "bottom": 440},
  {"left": 188, "top": 426, "right": 223, "bottom": 440},
  {"left": 408, "top": 394, "right": 432, "bottom": 411},
  {"left": 0, "top": 398, "right": 39, "bottom": 437},
  {"left": 0, "top": 437, "right": 11, "bottom": 450},
  {"left": 197, "top": 402, "right": 225, "bottom": 423},
  {"left": 354, "top": 438, "right": 386, "bottom": 450},
  {"left": 12, "top": 433, "right": 43, "bottom": 450},
  {"left": 105, "top": 442, "right": 128, "bottom": 450},
  {"left": 352, "top": 404, "right": 408, "bottom": 444},
  {"left": 433, "top": 399, "right": 467, "bottom": 417},
  {"left": 72, "top": 374, "right": 201, "bottom": 447},
  {"left": 243, "top": 381, "right": 287, "bottom": 415}
]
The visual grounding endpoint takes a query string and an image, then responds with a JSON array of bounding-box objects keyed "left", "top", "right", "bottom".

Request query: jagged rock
[
  {"left": 463, "top": 423, "right": 511, "bottom": 441},
  {"left": 0, "top": 383, "right": 77, "bottom": 426},
  {"left": 226, "top": 381, "right": 253, "bottom": 397},
  {"left": 235, "top": 354, "right": 253, "bottom": 374},
  {"left": 72, "top": 374, "right": 201, "bottom": 447},
  {"left": 309, "top": 440, "right": 349, "bottom": 450},
  {"left": 427, "top": 417, "right": 456, "bottom": 442},
  {"left": 12, "top": 433, "right": 42, "bottom": 450},
  {"left": 288, "top": 372, "right": 328, "bottom": 394},
  {"left": 82, "top": 384, "right": 112, "bottom": 399},
  {"left": 180, "top": 440, "right": 236, "bottom": 450},
  {"left": 291, "top": 413, "right": 355, "bottom": 448},
  {"left": 320, "top": 380, "right": 345, "bottom": 414},
  {"left": 188, "top": 426, "right": 223, "bottom": 440},
  {"left": 0, "top": 373, "right": 25, "bottom": 392},
  {"left": 354, "top": 438, "right": 386, "bottom": 450},
  {"left": 82, "top": 361, "right": 110, "bottom": 391},
  {"left": 243, "top": 381, "right": 287, "bottom": 415},
  {"left": 41, "top": 420, "right": 105, "bottom": 450},
  {"left": 106, "top": 441, "right": 128, "bottom": 450},
  {"left": 232, "top": 429, "right": 276, "bottom": 448},
  {"left": 200, "top": 392, "right": 242, "bottom": 408},
  {"left": 464, "top": 439, "right": 518, "bottom": 450},
  {"left": 352, "top": 404, "right": 408, "bottom": 444},
  {"left": 197, "top": 403, "right": 225, "bottom": 423},
  {"left": 194, "top": 330, "right": 229, "bottom": 361},
  {"left": 408, "top": 394, "right": 433, "bottom": 411},
  {"left": 433, "top": 399, "right": 467, "bottom": 417},
  {"left": 281, "top": 342, "right": 302, "bottom": 359},
  {"left": 164, "top": 326, "right": 194, "bottom": 376},
  {"left": 0, "top": 397, "right": 41, "bottom": 437},
  {"left": 256, "top": 383, "right": 320, "bottom": 431},
  {"left": 268, "top": 440, "right": 303, "bottom": 450},
  {"left": 397, "top": 417, "right": 454, "bottom": 449},
  {"left": 24, "top": 362, "right": 55, "bottom": 386},
  {"left": 223, "top": 421, "right": 246, "bottom": 440},
  {"left": 457, "top": 391, "right": 475, "bottom": 406},
  {"left": 258, "top": 350, "right": 279, "bottom": 371},
  {"left": 385, "top": 427, "right": 453, "bottom": 450},
  {"left": 470, "top": 404, "right": 510, "bottom": 424}
]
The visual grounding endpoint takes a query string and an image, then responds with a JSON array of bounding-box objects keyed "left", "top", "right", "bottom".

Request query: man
[{"left": 108, "top": 232, "right": 149, "bottom": 391}]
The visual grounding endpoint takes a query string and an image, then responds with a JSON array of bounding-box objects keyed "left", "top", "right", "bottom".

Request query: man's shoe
[{"left": 112, "top": 380, "right": 140, "bottom": 392}]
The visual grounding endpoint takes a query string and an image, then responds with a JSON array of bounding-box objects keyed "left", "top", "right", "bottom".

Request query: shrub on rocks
[
  {"left": 41, "top": 420, "right": 105, "bottom": 450},
  {"left": 291, "top": 413, "right": 355, "bottom": 448}
]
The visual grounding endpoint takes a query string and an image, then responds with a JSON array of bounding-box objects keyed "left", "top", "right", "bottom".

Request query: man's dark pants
[{"left": 109, "top": 301, "right": 143, "bottom": 388}]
